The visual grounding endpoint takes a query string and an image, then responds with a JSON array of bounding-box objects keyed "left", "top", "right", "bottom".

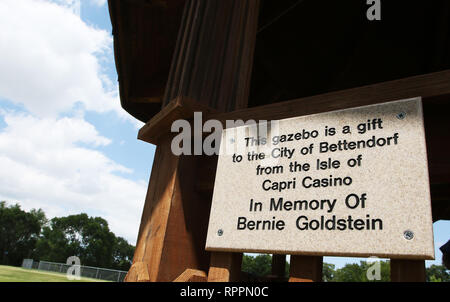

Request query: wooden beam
[
  {"left": 138, "top": 96, "right": 218, "bottom": 145},
  {"left": 431, "top": 184, "right": 450, "bottom": 222},
  {"left": 207, "top": 70, "right": 450, "bottom": 124},
  {"left": 289, "top": 255, "right": 323, "bottom": 282},
  {"left": 124, "top": 135, "right": 180, "bottom": 281},
  {"left": 208, "top": 252, "right": 243, "bottom": 282},
  {"left": 125, "top": 142, "right": 214, "bottom": 282},
  {"left": 124, "top": 261, "right": 150, "bottom": 282},
  {"left": 272, "top": 254, "right": 287, "bottom": 277},
  {"left": 390, "top": 259, "right": 426, "bottom": 282},
  {"left": 173, "top": 269, "right": 207, "bottom": 282},
  {"left": 163, "top": 0, "right": 261, "bottom": 112}
]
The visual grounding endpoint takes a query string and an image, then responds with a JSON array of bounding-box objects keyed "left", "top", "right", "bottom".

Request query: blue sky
[
  {"left": 0, "top": 0, "right": 155, "bottom": 243},
  {"left": 0, "top": 0, "right": 447, "bottom": 269}
]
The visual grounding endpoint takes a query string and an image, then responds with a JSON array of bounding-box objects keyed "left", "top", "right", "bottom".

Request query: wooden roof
[
  {"left": 108, "top": 0, "right": 186, "bottom": 122},
  {"left": 109, "top": 0, "right": 450, "bottom": 123}
]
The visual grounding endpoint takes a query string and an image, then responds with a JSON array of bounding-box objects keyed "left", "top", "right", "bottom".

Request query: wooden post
[
  {"left": 208, "top": 252, "right": 243, "bottom": 282},
  {"left": 125, "top": 0, "right": 260, "bottom": 282},
  {"left": 390, "top": 259, "right": 426, "bottom": 282},
  {"left": 272, "top": 254, "right": 287, "bottom": 277},
  {"left": 289, "top": 255, "right": 323, "bottom": 282},
  {"left": 174, "top": 269, "right": 208, "bottom": 282},
  {"left": 124, "top": 135, "right": 212, "bottom": 282},
  {"left": 162, "top": 0, "right": 261, "bottom": 111}
]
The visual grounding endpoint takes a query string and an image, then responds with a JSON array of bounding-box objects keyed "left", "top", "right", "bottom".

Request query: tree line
[
  {"left": 2, "top": 201, "right": 448, "bottom": 281},
  {"left": 242, "top": 254, "right": 450, "bottom": 282},
  {"left": 0, "top": 201, "right": 134, "bottom": 271}
]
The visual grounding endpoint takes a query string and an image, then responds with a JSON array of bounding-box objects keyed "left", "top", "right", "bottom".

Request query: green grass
[{"left": 0, "top": 265, "right": 108, "bottom": 282}]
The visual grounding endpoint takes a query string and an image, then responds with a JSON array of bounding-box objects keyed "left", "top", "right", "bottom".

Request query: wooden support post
[
  {"left": 125, "top": 0, "right": 260, "bottom": 282},
  {"left": 272, "top": 254, "right": 287, "bottom": 277},
  {"left": 163, "top": 0, "right": 261, "bottom": 111},
  {"left": 174, "top": 269, "right": 208, "bottom": 282},
  {"left": 208, "top": 252, "right": 243, "bottom": 282},
  {"left": 289, "top": 255, "right": 323, "bottom": 282},
  {"left": 124, "top": 136, "right": 212, "bottom": 282},
  {"left": 390, "top": 259, "right": 426, "bottom": 282}
]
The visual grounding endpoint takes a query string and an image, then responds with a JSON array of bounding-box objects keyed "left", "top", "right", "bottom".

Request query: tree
[
  {"left": 333, "top": 263, "right": 364, "bottom": 282},
  {"left": 242, "top": 254, "right": 272, "bottom": 277},
  {"left": 323, "top": 263, "right": 335, "bottom": 282},
  {"left": 0, "top": 201, "right": 45, "bottom": 266},
  {"left": 241, "top": 254, "right": 333, "bottom": 280},
  {"left": 0, "top": 203, "right": 134, "bottom": 270},
  {"left": 332, "top": 260, "right": 390, "bottom": 282},
  {"left": 426, "top": 265, "right": 450, "bottom": 282},
  {"left": 34, "top": 213, "right": 126, "bottom": 269},
  {"left": 112, "top": 236, "right": 135, "bottom": 271}
]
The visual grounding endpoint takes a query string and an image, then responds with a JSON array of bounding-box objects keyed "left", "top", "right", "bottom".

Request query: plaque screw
[
  {"left": 403, "top": 230, "right": 414, "bottom": 240},
  {"left": 396, "top": 112, "right": 406, "bottom": 120},
  {"left": 217, "top": 229, "right": 224, "bottom": 236}
]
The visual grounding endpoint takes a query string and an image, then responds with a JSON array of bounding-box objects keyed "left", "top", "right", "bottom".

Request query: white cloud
[
  {"left": 0, "top": 111, "right": 147, "bottom": 243},
  {"left": 0, "top": 0, "right": 121, "bottom": 118},
  {"left": 52, "top": 0, "right": 80, "bottom": 15},
  {"left": 0, "top": 0, "right": 149, "bottom": 243}
]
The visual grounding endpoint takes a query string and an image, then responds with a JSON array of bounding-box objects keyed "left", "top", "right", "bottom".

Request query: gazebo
[{"left": 108, "top": 0, "right": 450, "bottom": 282}]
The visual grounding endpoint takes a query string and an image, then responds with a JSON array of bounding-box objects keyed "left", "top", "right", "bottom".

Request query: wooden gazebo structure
[{"left": 108, "top": 0, "right": 450, "bottom": 282}]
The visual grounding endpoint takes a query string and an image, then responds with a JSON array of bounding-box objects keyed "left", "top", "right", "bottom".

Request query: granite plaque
[{"left": 205, "top": 97, "right": 434, "bottom": 259}]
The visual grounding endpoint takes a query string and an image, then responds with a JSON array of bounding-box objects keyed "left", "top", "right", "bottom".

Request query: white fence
[{"left": 21, "top": 259, "right": 127, "bottom": 282}]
